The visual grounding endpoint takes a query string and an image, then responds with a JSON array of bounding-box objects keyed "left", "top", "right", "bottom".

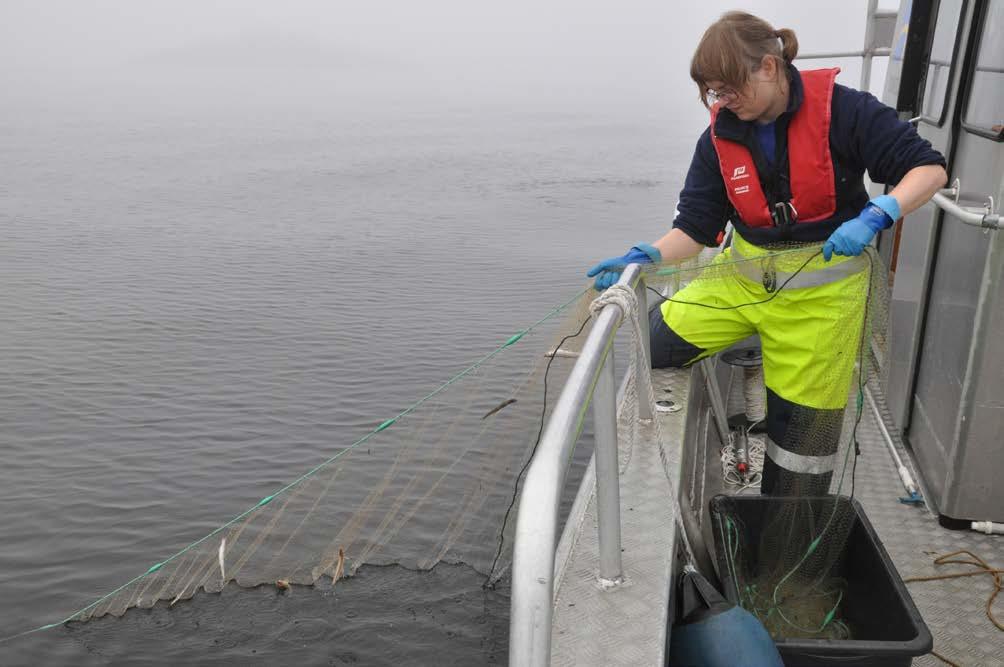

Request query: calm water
[{"left": 1, "top": 96, "right": 688, "bottom": 664}]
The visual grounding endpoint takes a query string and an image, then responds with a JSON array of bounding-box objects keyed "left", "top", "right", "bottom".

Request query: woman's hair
[{"left": 690, "top": 11, "right": 798, "bottom": 108}]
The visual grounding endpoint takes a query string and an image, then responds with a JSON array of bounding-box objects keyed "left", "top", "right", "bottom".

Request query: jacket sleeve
[
  {"left": 673, "top": 128, "right": 730, "bottom": 247},
  {"left": 831, "top": 84, "right": 946, "bottom": 186}
]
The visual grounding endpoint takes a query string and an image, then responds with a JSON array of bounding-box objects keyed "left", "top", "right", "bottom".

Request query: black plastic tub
[{"left": 709, "top": 494, "right": 932, "bottom": 667}]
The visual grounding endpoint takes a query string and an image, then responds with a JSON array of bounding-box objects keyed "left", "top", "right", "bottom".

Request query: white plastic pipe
[
  {"left": 972, "top": 521, "right": 1004, "bottom": 535},
  {"left": 864, "top": 388, "right": 920, "bottom": 498}
]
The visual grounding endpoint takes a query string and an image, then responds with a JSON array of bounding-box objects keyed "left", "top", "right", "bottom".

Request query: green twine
[
  {"left": 0, "top": 285, "right": 592, "bottom": 645},
  {"left": 503, "top": 331, "right": 526, "bottom": 347}
]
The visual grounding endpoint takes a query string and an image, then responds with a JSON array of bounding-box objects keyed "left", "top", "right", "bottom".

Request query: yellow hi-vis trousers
[{"left": 649, "top": 232, "right": 871, "bottom": 494}]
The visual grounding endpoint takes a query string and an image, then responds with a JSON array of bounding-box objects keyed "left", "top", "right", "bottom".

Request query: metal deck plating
[
  {"left": 855, "top": 384, "right": 1003, "bottom": 667},
  {"left": 551, "top": 367, "right": 689, "bottom": 666}
]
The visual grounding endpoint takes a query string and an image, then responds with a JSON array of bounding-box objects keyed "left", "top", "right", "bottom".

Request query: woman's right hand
[{"left": 586, "top": 244, "right": 661, "bottom": 291}]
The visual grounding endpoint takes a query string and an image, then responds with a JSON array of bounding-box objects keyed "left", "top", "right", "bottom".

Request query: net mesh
[
  {"left": 705, "top": 245, "right": 889, "bottom": 641},
  {"left": 61, "top": 290, "right": 600, "bottom": 622},
  {"left": 7, "top": 243, "right": 888, "bottom": 641}
]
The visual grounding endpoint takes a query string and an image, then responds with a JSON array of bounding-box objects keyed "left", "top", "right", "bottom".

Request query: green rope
[{"left": 0, "top": 285, "right": 591, "bottom": 644}]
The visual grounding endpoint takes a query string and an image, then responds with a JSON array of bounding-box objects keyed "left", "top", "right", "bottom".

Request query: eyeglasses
[{"left": 705, "top": 86, "right": 740, "bottom": 106}]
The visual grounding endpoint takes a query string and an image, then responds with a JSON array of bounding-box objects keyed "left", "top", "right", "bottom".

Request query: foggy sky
[{"left": 2, "top": 1, "right": 897, "bottom": 125}]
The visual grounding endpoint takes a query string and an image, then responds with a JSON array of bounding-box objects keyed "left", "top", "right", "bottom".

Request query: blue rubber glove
[
  {"left": 822, "top": 195, "right": 900, "bottom": 261},
  {"left": 586, "top": 243, "right": 661, "bottom": 290}
]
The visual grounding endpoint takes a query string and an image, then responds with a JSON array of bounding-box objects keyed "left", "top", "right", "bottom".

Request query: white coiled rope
[
  {"left": 720, "top": 432, "right": 766, "bottom": 492},
  {"left": 722, "top": 363, "right": 767, "bottom": 492},
  {"left": 589, "top": 282, "right": 695, "bottom": 563},
  {"left": 588, "top": 283, "right": 658, "bottom": 412}
]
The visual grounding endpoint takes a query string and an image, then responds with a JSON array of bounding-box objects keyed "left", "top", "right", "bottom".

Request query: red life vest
[{"left": 710, "top": 68, "right": 839, "bottom": 228}]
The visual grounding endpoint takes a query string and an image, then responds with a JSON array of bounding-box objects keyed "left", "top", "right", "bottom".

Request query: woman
[{"left": 588, "top": 12, "right": 947, "bottom": 496}]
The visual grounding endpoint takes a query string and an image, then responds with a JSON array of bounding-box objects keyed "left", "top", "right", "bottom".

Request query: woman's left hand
[{"left": 822, "top": 195, "right": 899, "bottom": 261}]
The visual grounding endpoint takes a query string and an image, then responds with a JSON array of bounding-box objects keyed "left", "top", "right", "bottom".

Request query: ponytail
[
  {"left": 775, "top": 27, "right": 799, "bottom": 63},
  {"left": 691, "top": 12, "right": 798, "bottom": 108}
]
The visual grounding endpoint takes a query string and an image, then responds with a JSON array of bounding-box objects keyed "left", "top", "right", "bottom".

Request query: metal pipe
[
  {"left": 799, "top": 50, "right": 866, "bottom": 59},
  {"left": 700, "top": 359, "right": 731, "bottom": 446},
  {"left": 509, "top": 263, "right": 642, "bottom": 666},
  {"left": 931, "top": 192, "right": 1001, "bottom": 229},
  {"left": 860, "top": 0, "right": 879, "bottom": 92},
  {"left": 864, "top": 387, "right": 919, "bottom": 498},
  {"left": 677, "top": 487, "right": 720, "bottom": 586},
  {"left": 797, "top": 47, "right": 890, "bottom": 60},
  {"left": 552, "top": 369, "right": 633, "bottom": 592},
  {"left": 592, "top": 348, "right": 624, "bottom": 586},
  {"left": 635, "top": 275, "right": 653, "bottom": 421}
]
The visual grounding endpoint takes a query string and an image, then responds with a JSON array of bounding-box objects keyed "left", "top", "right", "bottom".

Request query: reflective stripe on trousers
[
  {"left": 761, "top": 387, "right": 844, "bottom": 496},
  {"left": 729, "top": 238, "right": 866, "bottom": 292},
  {"left": 765, "top": 437, "right": 836, "bottom": 475}
]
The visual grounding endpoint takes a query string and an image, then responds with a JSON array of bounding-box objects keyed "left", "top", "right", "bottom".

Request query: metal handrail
[
  {"left": 795, "top": 0, "right": 892, "bottom": 91},
  {"left": 933, "top": 186, "right": 1001, "bottom": 229},
  {"left": 509, "top": 263, "right": 649, "bottom": 666},
  {"left": 798, "top": 47, "right": 891, "bottom": 60}
]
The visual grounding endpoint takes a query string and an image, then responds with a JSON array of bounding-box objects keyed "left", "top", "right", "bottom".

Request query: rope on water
[{"left": 483, "top": 312, "right": 593, "bottom": 588}]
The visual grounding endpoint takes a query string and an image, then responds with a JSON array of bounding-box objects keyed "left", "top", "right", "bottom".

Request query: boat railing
[
  {"left": 795, "top": 0, "right": 895, "bottom": 91},
  {"left": 508, "top": 262, "right": 649, "bottom": 666},
  {"left": 934, "top": 182, "right": 1001, "bottom": 229}
]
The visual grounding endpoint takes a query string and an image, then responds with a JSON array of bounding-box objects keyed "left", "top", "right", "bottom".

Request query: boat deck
[
  {"left": 855, "top": 384, "right": 1002, "bottom": 667},
  {"left": 549, "top": 364, "right": 1003, "bottom": 666},
  {"left": 550, "top": 367, "right": 688, "bottom": 666}
]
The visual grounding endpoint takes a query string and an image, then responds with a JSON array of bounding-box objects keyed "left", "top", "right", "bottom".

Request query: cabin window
[
  {"left": 920, "top": 0, "right": 966, "bottom": 125},
  {"left": 962, "top": 0, "right": 1004, "bottom": 140}
]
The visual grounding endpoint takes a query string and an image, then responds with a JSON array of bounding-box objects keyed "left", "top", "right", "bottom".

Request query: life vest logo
[{"left": 731, "top": 165, "right": 749, "bottom": 181}]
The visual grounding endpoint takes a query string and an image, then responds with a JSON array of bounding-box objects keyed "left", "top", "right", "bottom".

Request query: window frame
[
  {"left": 918, "top": 0, "right": 969, "bottom": 127},
  {"left": 960, "top": 0, "right": 1004, "bottom": 141}
]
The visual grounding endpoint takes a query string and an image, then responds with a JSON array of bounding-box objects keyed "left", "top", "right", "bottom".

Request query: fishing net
[
  {"left": 41, "top": 289, "right": 602, "bottom": 625},
  {"left": 702, "top": 246, "right": 890, "bottom": 642},
  {"left": 2, "top": 242, "right": 888, "bottom": 644},
  {"left": 604, "top": 241, "right": 888, "bottom": 644}
]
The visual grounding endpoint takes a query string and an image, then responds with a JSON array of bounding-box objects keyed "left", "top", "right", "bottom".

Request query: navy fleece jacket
[{"left": 673, "top": 66, "right": 946, "bottom": 247}]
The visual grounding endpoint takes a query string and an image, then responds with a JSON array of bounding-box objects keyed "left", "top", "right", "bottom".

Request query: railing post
[
  {"left": 634, "top": 274, "right": 653, "bottom": 421},
  {"left": 592, "top": 347, "right": 624, "bottom": 585},
  {"left": 700, "top": 358, "right": 732, "bottom": 446},
  {"left": 860, "top": 0, "right": 879, "bottom": 92}
]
